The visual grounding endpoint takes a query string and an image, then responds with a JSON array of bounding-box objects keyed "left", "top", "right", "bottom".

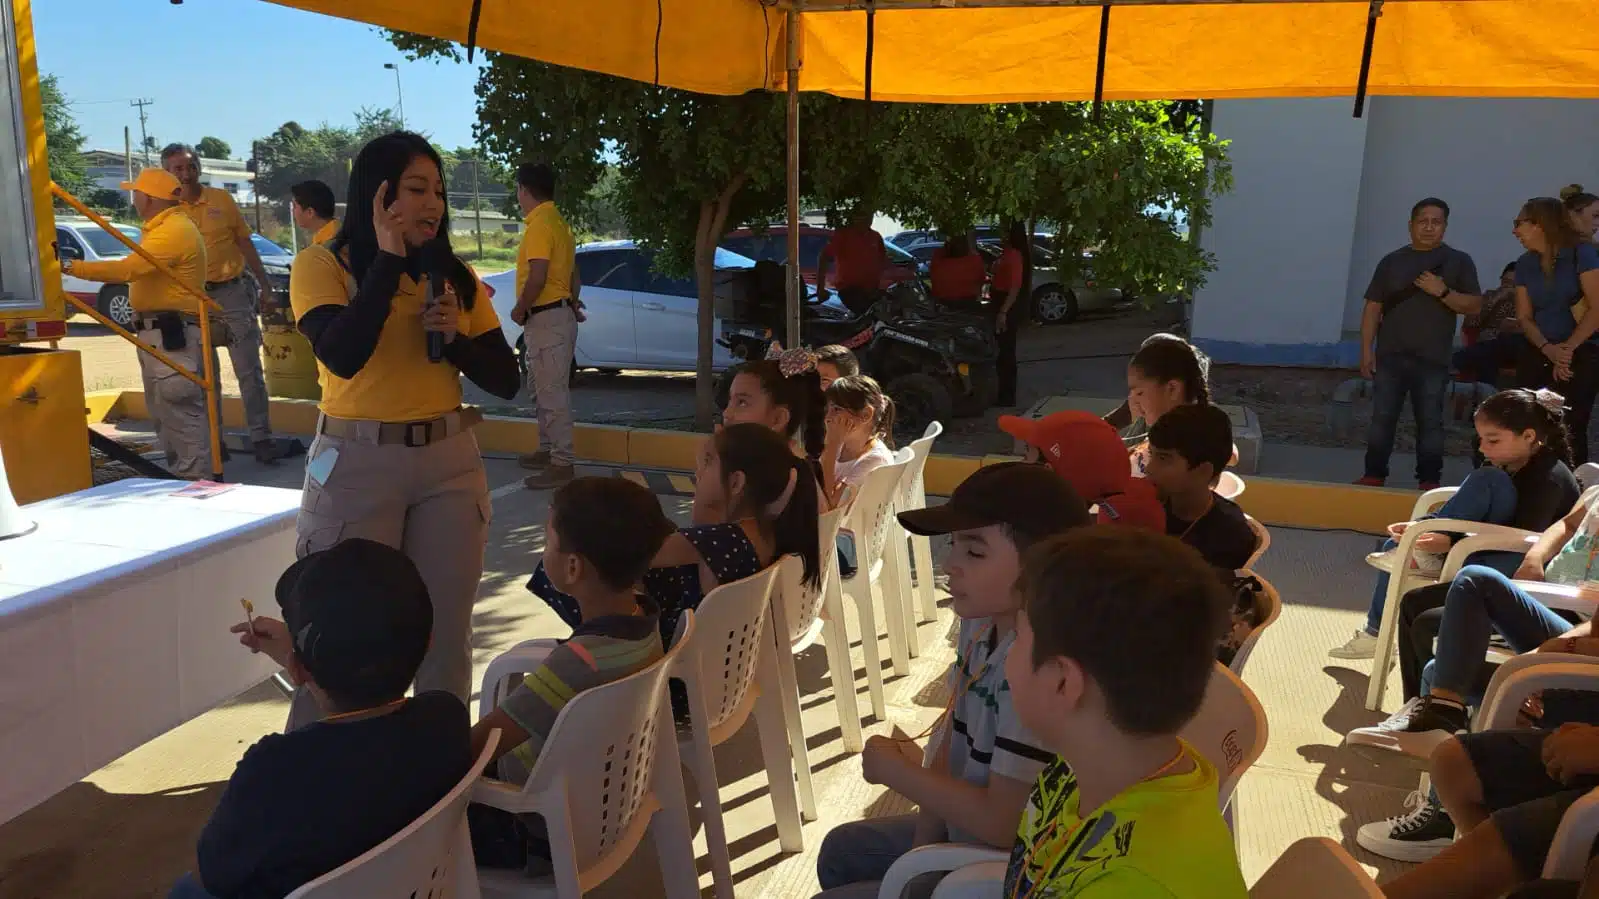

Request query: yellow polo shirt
[
  {"left": 515, "top": 202, "right": 574, "bottom": 309},
  {"left": 288, "top": 245, "right": 502, "bottom": 422},
  {"left": 179, "top": 186, "right": 250, "bottom": 283},
  {"left": 311, "top": 220, "right": 338, "bottom": 245},
  {"left": 70, "top": 208, "right": 206, "bottom": 315}
]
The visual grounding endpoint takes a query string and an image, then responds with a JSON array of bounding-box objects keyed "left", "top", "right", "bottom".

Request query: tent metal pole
[{"left": 786, "top": 7, "right": 803, "bottom": 349}]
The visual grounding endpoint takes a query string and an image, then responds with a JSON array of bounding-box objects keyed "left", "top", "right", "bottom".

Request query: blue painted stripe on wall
[{"left": 1194, "top": 338, "right": 1362, "bottom": 369}]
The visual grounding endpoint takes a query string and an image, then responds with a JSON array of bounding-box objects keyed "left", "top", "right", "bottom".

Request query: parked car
[
  {"left": 898, "top": 236, "right": 1123, "bottom": 324},
  {"left": 482, "top": 239, "right": 755, "bottom": 376},
  {"left": 891, "top": 227, "right": 1055, "bottom": 258},
  {"left": 720, "top": 225, "right": 919, "bottom": 292},
  {"left": 55, "top": 217, "right": 144, "bottom": 327},
  {"left": 250, "top": 234, "right": 293, "bottom": 307}
]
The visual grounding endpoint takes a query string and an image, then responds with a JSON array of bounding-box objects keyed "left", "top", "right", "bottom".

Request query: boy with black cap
[
  {"left": 814, "top": 462, "right": 1090, "bottom": 899},
  {"left": 168, "top": 539, "right": 472, "bottom": 899}
]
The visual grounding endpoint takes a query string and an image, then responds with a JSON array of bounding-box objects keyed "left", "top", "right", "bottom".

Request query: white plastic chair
[
  {"left": 1362, "top": 484, "right": 1571, "bottom": 710},
  {"left": 841, "top": 451, "right": 914, "bottom": 720},
  {"left": 1243, "top": 514, "right": 1271, "bottom": 569},
  {"left": 876, "top": 663, "right": 1267, "bottom": 899},
  {"left": 472, "top": 617, "right": 700, "bottom": 899},
  {"left": 1249, "top": 837, "right": 1383, "bottom": 898},
  {"left": 1217, "top": 470, "right": 1246, "bottom": 500},
  {"left": 772, "top": 505, "right": 867, "bottom": 766},
  {"left": 1228, "top": 570, "right": 1283, "bottom": 677},
  {"left": 674, "top": 563, "right": 804, "bottom": 899},
  {"left": 894, "top": 422, "right": 944, "bottom": 629},
  {"left": 1577, "top": 462, "right": 1599, "bottom": 490},
  {"left": 286, "top": 730, "right": 501, "bottom": 899}
]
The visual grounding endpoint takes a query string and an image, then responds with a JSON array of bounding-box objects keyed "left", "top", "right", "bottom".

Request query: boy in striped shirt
[{"left": 468, "top": 477, "right": 677, "bottom": 872}]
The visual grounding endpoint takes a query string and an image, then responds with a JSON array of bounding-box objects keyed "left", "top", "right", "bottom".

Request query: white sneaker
[
  {"left": 1346, "top": 696, "right": 1468, "bottom": 762},
  {"left": 1365, "top": 548, "right": 1399, "bottom": 573},
  {"left": 1330, "top": 629, "right": 1379, "bottom": 660},
  {"left": 1355, "top": 791, "right": 1456, "bottom": 862}
]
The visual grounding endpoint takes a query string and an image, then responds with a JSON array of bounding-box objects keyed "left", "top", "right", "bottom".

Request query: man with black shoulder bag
[
  {"left": 1357, "top": 198, "right": 1483, "bottom": 490},
  {"left": 61, "top": 168, "right": 214, "bottom": 478}
]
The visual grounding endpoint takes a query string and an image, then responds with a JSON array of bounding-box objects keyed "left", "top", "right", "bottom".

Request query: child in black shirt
[
  {"left": 168, "top": 539, "right": 472, "bottom": 899},
  {"left": 1144, "top": 404, "right": 1257, "bottom": 573}
]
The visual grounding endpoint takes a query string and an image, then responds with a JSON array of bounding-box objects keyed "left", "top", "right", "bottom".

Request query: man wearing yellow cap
[
  {"left": 61, "top": 168, "right": 213, "bottom": 478},
  {"left": 161, "top": 143, "right": 279, "bottom": 464}
]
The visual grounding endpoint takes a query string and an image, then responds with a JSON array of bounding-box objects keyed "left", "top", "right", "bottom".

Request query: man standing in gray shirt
[{"left": 1358, "top": 198, "right": 1482, "bottom": 489}]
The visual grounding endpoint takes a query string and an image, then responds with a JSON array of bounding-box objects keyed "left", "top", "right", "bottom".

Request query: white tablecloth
[{"left": 0, "top": 479, "right": 301, "bottom": 825}]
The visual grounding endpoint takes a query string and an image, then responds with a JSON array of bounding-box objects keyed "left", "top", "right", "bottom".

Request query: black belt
[
  {"left": 133, "top": 312, "right": 200, "bottom": 331},
  {"left": 528, "top": 298, "right": 572, "bottom": 318},
  {"left": 205, "top": 275, "right": 244, "bottom": 291}
]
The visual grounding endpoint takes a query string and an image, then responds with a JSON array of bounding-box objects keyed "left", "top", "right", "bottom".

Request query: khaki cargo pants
[
  {"left": 284, "top": 417, "right": 490, "bottom": 730},
  {"left": 524, "top": 303, "right": 577, "bottom": 466},
  {"left": 136, "top": 322, "right": 213, "bottom": 479},
  {"left": 209, "top": 277, "right": 272, "bottom": 441}
]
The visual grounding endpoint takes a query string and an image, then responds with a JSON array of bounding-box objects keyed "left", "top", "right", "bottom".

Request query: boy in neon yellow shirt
[{"left": 1002, "top": 528, "right": 1247, "bottom": 898}]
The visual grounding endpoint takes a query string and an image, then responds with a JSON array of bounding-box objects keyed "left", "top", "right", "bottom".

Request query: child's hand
[
  {"left": 1387, "top": 521, "right": 1412, "bottom": 538},
  {"left": 1544, "top": 723, "right": 1599, "bottom": 783},
  {"left": 231, "top": 617, "right": 292, "bottom": 668},
  {"left": 862, "top": 734, "right": 921, "bottom": 786},
  {"left": 1413, "top": 532, "right": 1450, "bottom": 554}
]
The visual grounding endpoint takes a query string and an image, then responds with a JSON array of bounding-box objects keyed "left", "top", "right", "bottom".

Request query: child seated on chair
[
  {"left": 468, "top": 477, "right": 677, "bottom": 873},
  {"left": 170, "top": 540, "right": 472, "bottom": 899},
  {"left": 821, "top": 374, "right": 896, "bottom": 509},
  {"left": 1143, "top": 404, "right": 1256, "bottom": 573},
  {"left": 1119, "top": 334, "right": 1216, "bottom": 478},
  {"left": 811, "top": 462, "right": 1090, "bottom": 899},
  {"left": 1330, "top": 388, "right": 1579, "bottom": 662},
  {"left": 815, "top": 343, "right": 862, "bottom": 390},
  {"left": 1003, "top": 527, "right": 1247, "bottom": 898},
  {"left": 529, "top": 422, "right": 822, "bottom": 650}
]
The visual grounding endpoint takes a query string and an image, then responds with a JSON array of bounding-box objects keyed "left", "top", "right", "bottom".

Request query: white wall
[
  {"left": 1342, "top": 97, "right": 1599, "bottom": 330},
  {"left": 1192, "top": 99, "right": 1369, "bottom": 349}
]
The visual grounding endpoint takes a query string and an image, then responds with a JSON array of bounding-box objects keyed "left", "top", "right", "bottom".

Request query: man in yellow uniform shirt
[
  {"left": 162, "top": 143, "right": 280, "bottom": 464},
  {"left": 511, "top": 162, "right": 580, "bottom": 490},
  {"left": 62, "top": 168, "right": 213, "bottom": 478},
  {"left": 290, "top": 179, "right": 339, "bottom": 245}
]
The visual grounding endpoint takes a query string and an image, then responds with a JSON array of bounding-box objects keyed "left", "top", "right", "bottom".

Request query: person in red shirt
[
  {"left": 998, "top": 410, "right": 1167, "bottom": 532},
  {"left": 817, "top": 210, "right": 887, "bottom": 315},
  {"left": 928, "top": 233, "right": 986, "bottom": 304},
  {"left": 990, "top": 222, "right": 1030, "bottom": 406}
]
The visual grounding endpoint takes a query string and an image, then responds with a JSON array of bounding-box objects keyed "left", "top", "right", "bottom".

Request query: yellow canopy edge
[{"left": 266, "top": 0, "right": 1599, "bottom": 101}]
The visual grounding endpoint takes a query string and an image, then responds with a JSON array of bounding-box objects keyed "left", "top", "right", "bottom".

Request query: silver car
[{"left": 483, "top": 239, "right": 755, "bottom": 374}]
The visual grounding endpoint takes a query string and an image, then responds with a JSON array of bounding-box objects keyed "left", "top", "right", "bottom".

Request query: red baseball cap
[{"left": 998, "top": 411, "right": 1165, "bottom": 532}]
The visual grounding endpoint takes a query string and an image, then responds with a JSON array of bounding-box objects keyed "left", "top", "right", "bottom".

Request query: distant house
[{"left": 82, "top": 149, "right": 256, "bottom": 203}]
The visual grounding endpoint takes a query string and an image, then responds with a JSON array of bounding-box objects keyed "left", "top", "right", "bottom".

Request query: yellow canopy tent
[
  {"left": 267, "top": 0, "right": 1599, "bottom": 101},
  {"left": 260, "top": 0, "right": 1599, "bottom": 344}
]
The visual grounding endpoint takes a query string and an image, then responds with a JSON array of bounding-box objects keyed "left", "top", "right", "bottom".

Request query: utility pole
[
  {"left": 130, "top": 98, "right": 154, "bottom": 165},
  {"left": 123, "top": 126, "right": 133, "bottom": 207},
  {"left": 251, "top": 140, "right": 263, "bottom": 232},
  {"left": 472, "top": 154, "right": 483, "bottom": 258}
]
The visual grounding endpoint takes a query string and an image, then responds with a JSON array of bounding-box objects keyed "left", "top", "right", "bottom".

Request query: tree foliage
[
  {"left": 41, "top": 74, "right": 89, "bottom": 197},
  {"left": 196, "top": 136, "right": 231, "bottom": 159},
  {"left": 250, "top": 107, "right": 403, "bottom": 207}
]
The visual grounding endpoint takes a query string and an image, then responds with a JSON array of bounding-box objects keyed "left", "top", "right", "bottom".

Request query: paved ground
[{"left": 1, "top": 412, "right": 1436, "bottom": 897}]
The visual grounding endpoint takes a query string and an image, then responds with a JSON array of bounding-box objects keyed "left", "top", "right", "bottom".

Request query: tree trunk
[{"left": 693, "top": 173, "right": 748, "bottom": 429}]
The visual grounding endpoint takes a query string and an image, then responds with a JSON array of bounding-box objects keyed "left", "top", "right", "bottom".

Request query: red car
[{"left": 720, "top": 225, "right": 919, "bottom": 292}]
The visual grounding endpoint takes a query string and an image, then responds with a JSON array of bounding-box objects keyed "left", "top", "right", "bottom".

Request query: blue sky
[{"left": 36, "top": 0, "right": 483, "bottom": 158}]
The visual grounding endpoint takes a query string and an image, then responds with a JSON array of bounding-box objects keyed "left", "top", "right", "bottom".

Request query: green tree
[
  {"left": 40, "top": 74, "right": 89, "bottom": 197},
  {"left": 196, "top": 136, "right": 231, "bottom": 159},
  {"left": 250, "top": 107, "right": 403, "bottom": 215}
]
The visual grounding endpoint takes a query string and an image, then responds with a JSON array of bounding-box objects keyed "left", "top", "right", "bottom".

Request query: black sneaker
[
  {"left": 1356, "top": 792, "right": 1455, "bottom": 862},
  {"left": 1346, "top": 696, "right": 1468, "bottom": 761}
]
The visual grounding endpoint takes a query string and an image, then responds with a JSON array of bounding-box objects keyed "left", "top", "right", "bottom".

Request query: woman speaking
[{"left": 286, "top": 131, "right": 519, "bottom": 728}]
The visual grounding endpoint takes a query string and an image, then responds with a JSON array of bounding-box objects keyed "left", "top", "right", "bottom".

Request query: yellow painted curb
[{"left": 100, "top": 390, "right": 1419, "bottom": 535}]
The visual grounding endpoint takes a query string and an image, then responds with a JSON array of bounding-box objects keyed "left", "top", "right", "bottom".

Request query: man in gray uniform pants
[{"left": 163, "top": 143, "right": 281, "bottom": 465}]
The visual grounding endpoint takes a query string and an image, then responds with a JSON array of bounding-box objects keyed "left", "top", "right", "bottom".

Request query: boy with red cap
[{"left": 999, "top": 411, "right": 1165, "bottom": 532}]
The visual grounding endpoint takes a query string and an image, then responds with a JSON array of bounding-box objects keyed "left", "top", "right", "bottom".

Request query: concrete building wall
[{"left": 1194, "top": 96, "right": 1599, "bottom": 368}]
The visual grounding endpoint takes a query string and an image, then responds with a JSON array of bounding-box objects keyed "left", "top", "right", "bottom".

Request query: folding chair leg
[
  {"left": 771, "top": 622, "right": 817, "bottom": 820},
  {"left": 680, "top": 683, "right": 735, "bottom": 899},
  {"left": 878, "top": 558, "right": 912, "bottom": 678},
  {"left": 912, "top": 533, "right": 938, "bottom": 623},
  {"left": 755, "top": 656, "right": 804, "bottom": 852},
  {"left": 849, "top": 579, "right": 888, "bottom": 722},
  {"left": 651, "top": 733, "right": 703, "bottom": 899},
  {"left": 1366, "top": 570, "right": 1416, "bottom": 711},
  {"left": 823, "top": 576, "right": 865, "bottom": 752},
  {"left": 891, "top": 526, "right": 919, "bottom": 659}
]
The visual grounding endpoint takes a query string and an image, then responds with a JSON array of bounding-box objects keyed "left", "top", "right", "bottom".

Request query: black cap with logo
[
  {"left": 275, "top": 538, "right": 433, "bottom": 697},
  {"left": 897, "top": 461, "right": 1090, "bottom": 541}
]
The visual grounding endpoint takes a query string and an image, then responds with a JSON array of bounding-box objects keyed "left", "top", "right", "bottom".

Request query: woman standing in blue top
[{"left": 1513, "top": 196, "right": 1599, "bottom": 463}]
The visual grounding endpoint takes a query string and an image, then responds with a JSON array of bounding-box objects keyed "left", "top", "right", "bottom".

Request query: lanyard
[{"left": 895, "top": 624, "right": 995, "bottom": 744}]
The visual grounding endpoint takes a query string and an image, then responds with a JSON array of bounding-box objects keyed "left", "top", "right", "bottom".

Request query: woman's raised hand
[{"left": 372, "top": 180, "right": 407, "bottom": 257}]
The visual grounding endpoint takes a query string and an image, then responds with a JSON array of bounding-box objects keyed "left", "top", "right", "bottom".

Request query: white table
[{"left": 0, "top": 478, "right": 301, "bottom": 825}]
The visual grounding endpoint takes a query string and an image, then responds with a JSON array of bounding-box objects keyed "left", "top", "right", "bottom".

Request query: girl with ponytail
[
  {"left": 528, "top": 422, "right": 820, "bottom": 647},
  {"left": 1330, "top": 387, "right": 1580, "bottom": 661},
  {"left": 1123, "top": 334, "right": 1216, "bottom": 478},
  {"left": 821, "top": 374, "right": 897, "bottom": 508},
  {"left": 723, "top": 346, "right": 828, "bottom": 464}
]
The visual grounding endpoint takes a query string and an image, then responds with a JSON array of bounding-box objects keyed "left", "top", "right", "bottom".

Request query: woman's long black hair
[
  {"left": 716, "top": 423, "right": 822, "bottom": 589},
  {"left": 332, "top": 131, "right": 478, "bottom": 309}
]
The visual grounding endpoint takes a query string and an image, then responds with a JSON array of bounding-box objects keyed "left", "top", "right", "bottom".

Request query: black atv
[{"left": 715, "top": 262, "right": 998, "bottom": 435}]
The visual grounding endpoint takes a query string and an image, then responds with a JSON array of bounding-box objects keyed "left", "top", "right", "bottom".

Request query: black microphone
[{"left": 425, "top": 247, "right": 447, "bottom": 364}]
